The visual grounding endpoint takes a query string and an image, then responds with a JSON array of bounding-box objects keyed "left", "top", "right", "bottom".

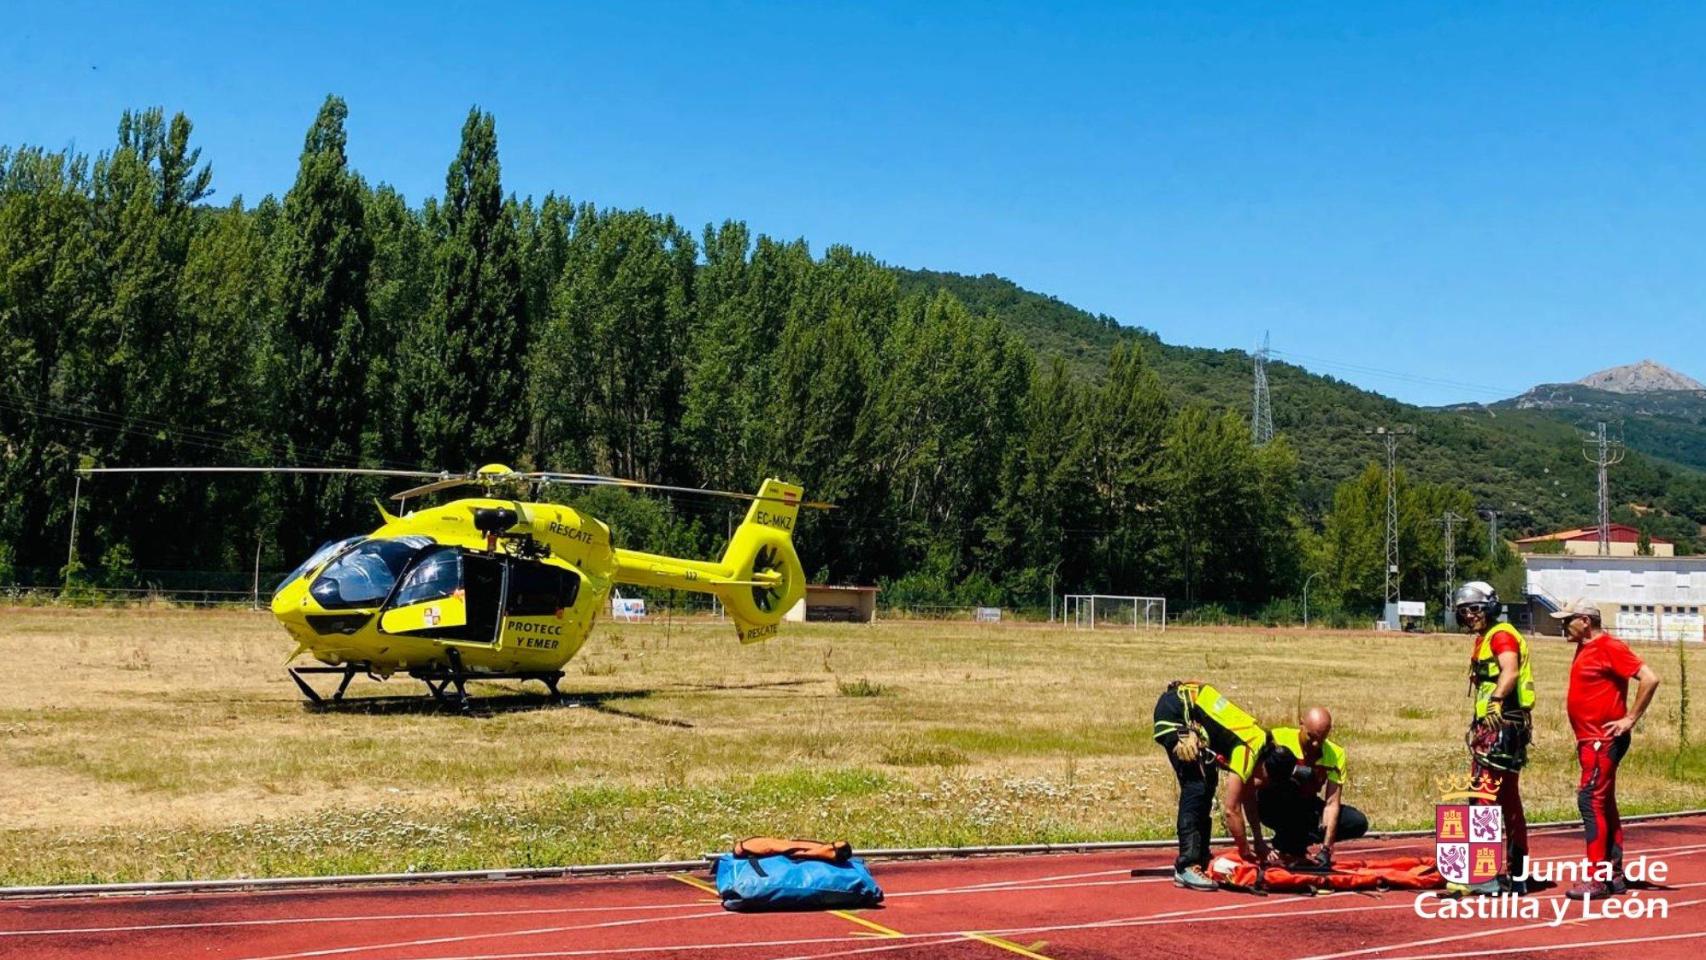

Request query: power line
[
  {"left": 1268, "top": 348, "right": 1512, "bottom": 400},
  {"left": 0, "top": 394, "right": 431, "bottom": 473}
]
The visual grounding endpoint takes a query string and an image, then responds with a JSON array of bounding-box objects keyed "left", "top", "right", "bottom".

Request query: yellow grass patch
[{"left": 0, "top": 607, "right": 1702, "bottom": 884}]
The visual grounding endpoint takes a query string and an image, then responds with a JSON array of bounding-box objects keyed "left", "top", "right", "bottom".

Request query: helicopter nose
[{"left": 270, "top": 578, "right": 309, "bottom": 625}]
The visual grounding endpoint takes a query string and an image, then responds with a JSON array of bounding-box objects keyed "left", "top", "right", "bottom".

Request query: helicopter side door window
[
  {"left": 379, "top": 548, "right": 506, "bottom": 645},
  {"left": 505, "top": 561, "right": 581, "bottom": 617}
]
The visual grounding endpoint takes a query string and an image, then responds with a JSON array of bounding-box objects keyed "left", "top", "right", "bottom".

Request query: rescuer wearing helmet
[
  {"left": 1153, "top": 680, "right": 1272, "bottom": 891},
  {"left": 1257, "top": 706, "right": 1369, "bottom": 869},
  {"left": 1454, "top": 580, "right": 1536, "bottom": 892}
]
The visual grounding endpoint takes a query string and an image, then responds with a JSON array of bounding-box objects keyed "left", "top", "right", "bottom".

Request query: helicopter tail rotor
[{"left": 710, "top": 479, "right": 808, "bottom": 643}]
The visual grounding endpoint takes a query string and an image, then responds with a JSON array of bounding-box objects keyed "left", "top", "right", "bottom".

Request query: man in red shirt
[{"left": 1555, "top": 599, "right": 1662, "bottom": 901}]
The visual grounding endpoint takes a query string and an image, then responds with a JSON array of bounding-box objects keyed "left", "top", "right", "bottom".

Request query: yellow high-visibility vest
[
  {"left": 1471, "top": 623, "right": 1536, "bottom": 718},
  {"left": 1268, "top": 726, "right": 1346, "bottom": 787},
  {"left": 1170, "top": 681, "right": 1268, "bottom": 780}
]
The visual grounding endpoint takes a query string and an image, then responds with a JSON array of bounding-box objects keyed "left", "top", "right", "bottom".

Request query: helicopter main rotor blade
[
  {"left": 79, "top": 466, "right": 447, "bottom": 478},
  {"left": 389, "top": 476, "right": 481, "bottom": 500},
  {"left": 527, "top": 473, "right": 835, "bottom": 510}
]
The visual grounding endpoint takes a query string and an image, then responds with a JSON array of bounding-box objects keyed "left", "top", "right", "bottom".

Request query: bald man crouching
[{"left": 1256, "top": 707, "right": 1368, "bottom": 868}]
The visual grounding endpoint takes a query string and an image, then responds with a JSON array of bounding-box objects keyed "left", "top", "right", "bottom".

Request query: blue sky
[{"left": 5, "top": 2, "right": 1704, "bottom": 406}]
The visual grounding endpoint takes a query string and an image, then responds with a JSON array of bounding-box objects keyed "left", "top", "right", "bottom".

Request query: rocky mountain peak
[{"left": 1574, "top": 360, "right": 1705, "bottom": 394}]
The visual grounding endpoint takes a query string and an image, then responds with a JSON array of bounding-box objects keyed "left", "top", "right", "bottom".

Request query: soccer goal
[{"left": 1063, "top": 594, "right": 1167, "bottom": 630}]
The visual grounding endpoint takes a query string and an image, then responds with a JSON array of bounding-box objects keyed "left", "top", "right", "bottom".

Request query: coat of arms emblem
[{"left": 1435, "top": 803, "right": 1504, "bottom": 885}]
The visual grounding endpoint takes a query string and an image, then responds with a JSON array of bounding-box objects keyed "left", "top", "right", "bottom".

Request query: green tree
[
  {"left": 0, "top": 146, "right": 97, "bottom": 572},
  {"left": 180, "top": 197, "right": 272, "bottom": 566},
  {"left": 68, "top": 109, "right": 214, "bottom": 575},
  {"left": 537, "top": 206, "right": 695, "bottom": 480},
  {"left": 1160, "top": 408, "right": 1270, "bottom": 604},
  {"left": 872, "top": 291, "right": 1030, "bottom": 594},
  {"left": 680, "top": 227, "right": 812, "bottom": 489},
  {"left": 990, "top": 357, "right": 1094, "bottom": 602},
  {"left": 408, "top": 108, "right": 528, "bottom": 469},
  {"left": 773, "top": 246, "right": 893, "bottom": 581},
  {"left": 1081, "top": 342, "right": 1170, "bottom": 592},
  {"left": 1314, "top": 461, "right": 1481, "bottom": 612},
  {"left": 365, "top": 183, "right": 433, "bottom": 468},
  {"left": 265, "top": 95, "right": 377, "bottom": 557}
]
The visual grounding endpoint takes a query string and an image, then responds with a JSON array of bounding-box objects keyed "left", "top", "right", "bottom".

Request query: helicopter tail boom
[{"left": 610, "top": 478, "right": 807, "bottom": 643}]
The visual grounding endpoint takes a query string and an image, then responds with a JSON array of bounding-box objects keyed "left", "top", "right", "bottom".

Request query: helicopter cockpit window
[
  {"left": 392, "top": 547, "right": 464, "bottom": 607},
  {"left": 277, "top": 536, "right": 366, "bottom": 592},
  {"left": 309, "top": 536, "right": 433, "bottom": 610}
]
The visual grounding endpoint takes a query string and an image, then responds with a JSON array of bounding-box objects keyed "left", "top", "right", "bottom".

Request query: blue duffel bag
[{"left": 712, "top": 852, "right": 884, "bottom": 912}]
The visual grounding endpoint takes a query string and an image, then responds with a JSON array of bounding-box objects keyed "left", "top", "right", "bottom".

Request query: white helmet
[{"left": 1452, "top": 581, "right": 1499, "bottom": 611}]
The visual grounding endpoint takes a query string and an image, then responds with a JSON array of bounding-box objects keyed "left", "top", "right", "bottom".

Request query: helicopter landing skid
[
  {"left": 408, "top": 651, "right": 566, "bottom": 713},
  {"left": 287, "top": 659, "right": 565, "bottom": 710},
  {"left": 287, "top": 664, "right": 371, "bottom": 705}
]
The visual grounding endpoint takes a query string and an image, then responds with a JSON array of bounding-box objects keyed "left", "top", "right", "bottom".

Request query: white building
[{"left": 1523, "top": 554, "right": 1706, "bottom": 642}]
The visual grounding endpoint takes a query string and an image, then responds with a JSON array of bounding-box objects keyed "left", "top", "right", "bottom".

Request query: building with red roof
[{"left": 1515, "top": 524, "right": 1673, "bottom": 558}]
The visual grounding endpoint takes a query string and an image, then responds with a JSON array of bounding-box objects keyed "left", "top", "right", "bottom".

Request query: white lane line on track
[
  {"left": 36, "top": 836, "right": 1659, "bottom": 943},
  {"left": 902, "top": 867, "right": 1132, "bottom": 893},
  {"left": 904, "top": 877, "right": 1706, "bottom": 950},
  {"left": 0, "top": 875, "right": 1165, "bottom": 939},
  {"left": 227, "top": 886, "right": 1391, "bottom": 960},
  {"left": 1372, "top": 929, "right": 1706, "bottom": 960},
  {"left": 897, "top": 876, "right": 1171, "bottom": 898},
  {"left": 955, "top": 842, "right": 1706, "bottom": 936},
  {"left": 0, "top": 900, "right": 717, "bottom": 938},
  {"left": 229, "top": 908, "right": 730, "bottom": 960},
  {"left": 298, "top": 880, "right": 1706, "bottom": 960},
  {"left": 17, "top": 834, "right": 1706, "bottom": 948},
  {"left": 765, "top": 935, "right": 972, "bottom": 960},
  {"left": 0, "top": 878, "right": 1161, "bottom": 939},
  {"left": 1289, "top": 896, "right": 1706, "bottom": 960}
]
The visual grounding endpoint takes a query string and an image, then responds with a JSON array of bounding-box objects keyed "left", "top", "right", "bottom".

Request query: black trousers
[
  {"left": 1258, "top": 786, "right": 1368, "bottom": 856},
  {"left": 1164, "top": 744, "right": 1218, "bottom": 870}
]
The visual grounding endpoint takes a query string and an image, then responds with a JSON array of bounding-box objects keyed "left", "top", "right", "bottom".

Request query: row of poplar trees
[{"left": 1, "top": 97, "right": 1306, "bottom": 609}]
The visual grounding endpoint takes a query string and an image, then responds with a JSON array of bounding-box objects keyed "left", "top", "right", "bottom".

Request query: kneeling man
[{"left": 1257, "top": 706, "right": 1367, "bottom": 868}]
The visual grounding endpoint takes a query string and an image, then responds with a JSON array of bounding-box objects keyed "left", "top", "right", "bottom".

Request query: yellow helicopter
[{"left": 77, "top": 463, "right": 826, "bottom": 707}]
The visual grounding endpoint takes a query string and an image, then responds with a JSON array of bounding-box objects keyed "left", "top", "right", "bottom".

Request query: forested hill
[
  {"left": 892, "top": 270, "right": 1706, "bottom": 545},
  {"left": 1478, "top": 383, "right": 1706, "bottom": 474},
  {"left": 892, "top": 269, "right": 1137, "bottom": 377},
  {"left": 4, "top": 101, "right": 1704, "bottom": 617}
]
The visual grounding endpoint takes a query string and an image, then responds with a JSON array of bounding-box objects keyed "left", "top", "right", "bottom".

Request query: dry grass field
[{"left": 1, "top": 605, "right": 1703, "bottom": 885}]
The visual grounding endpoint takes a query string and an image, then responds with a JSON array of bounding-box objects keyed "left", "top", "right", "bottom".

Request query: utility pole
[
  {"left": 1438, "top": 510, "right": 1466, "bottom": 622},
  {"left": 1251, "top": 331, "right": 1274, "bottom": 446},
  {"left": 1483, "top": 509, "right": 1500, "bottom": 557},
  {"left": 1581, "top": 422, "right": 1625, "bottom": 556},
  {"left": 66, "top": 473, "right": 82, "bottom": 573},
  {"left": 1367, "top": 425, "right": 1413, "bottom": 625}
]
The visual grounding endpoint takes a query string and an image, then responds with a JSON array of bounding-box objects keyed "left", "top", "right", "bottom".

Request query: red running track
[{"left": 7, "top": 815, "right": 1706, "bottom": 960}]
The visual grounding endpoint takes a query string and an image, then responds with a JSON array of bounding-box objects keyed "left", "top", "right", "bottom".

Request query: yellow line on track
[
  {"left": 669, "top": 874, "right": 720, "bottom": 897},
  {"left": 829, "top": 910, "right": 904, "bottom": 937},
  {"left": 964, "top": 932, "right": 1057, "bottom": 959},
  {"left": 676, "top": 872, "right": 1053, "bottom": 958}
]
